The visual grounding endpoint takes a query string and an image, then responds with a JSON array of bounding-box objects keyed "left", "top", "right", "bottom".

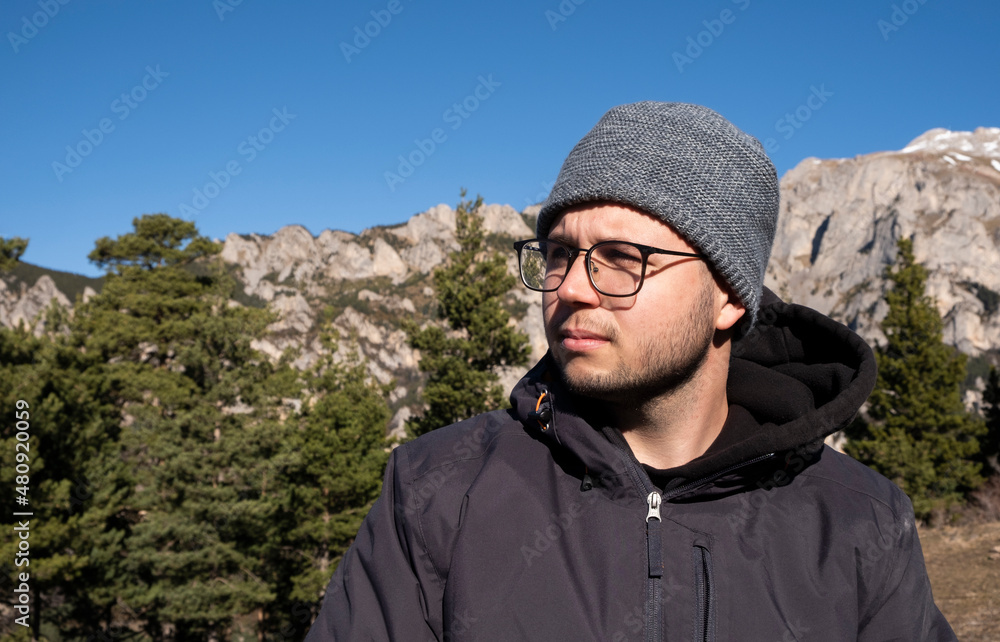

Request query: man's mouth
[{"left": 559, "top": 328, "right": 611, "bottom": 352}]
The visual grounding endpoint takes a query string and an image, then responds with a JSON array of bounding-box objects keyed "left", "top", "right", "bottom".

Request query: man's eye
[
  {"left": 548, "top": 246, "right": 570, "bottom": 261},
  {"left": 600, "top": 247, "right": 642, "bottom": 267}
]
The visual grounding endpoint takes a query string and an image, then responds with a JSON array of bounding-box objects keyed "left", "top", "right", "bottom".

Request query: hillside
[{"left": 0, "top": 262, "right": 102, "bottom": 330}]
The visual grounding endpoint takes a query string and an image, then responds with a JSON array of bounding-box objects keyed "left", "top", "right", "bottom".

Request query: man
[{"left": 306, "top": 102, "right": 955, "bottom": 640}]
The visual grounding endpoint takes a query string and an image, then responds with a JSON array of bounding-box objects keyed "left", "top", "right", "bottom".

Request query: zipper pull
[
  {"left": 646, "top": 491, "right": 661, "bottom": 521},
  {"left": 645, "top": 491, "right": 664, "bottom": 579}
]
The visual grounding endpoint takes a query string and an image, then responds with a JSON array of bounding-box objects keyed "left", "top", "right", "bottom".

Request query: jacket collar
[{"left": 509, "top": 289, "right": 876, "bottom": 494}]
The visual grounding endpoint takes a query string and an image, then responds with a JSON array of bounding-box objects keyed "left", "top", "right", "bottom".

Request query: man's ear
[
  {"left": 716, "top": 299, "right": 746, "bottom": 331},
  {"left": 713, "top": 279, "right": 746, "bottom": 332}
]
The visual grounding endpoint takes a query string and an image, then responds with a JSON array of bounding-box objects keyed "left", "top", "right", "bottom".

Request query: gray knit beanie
[{"left": 536, "top": 101, "right": 779, "bottom": 327}]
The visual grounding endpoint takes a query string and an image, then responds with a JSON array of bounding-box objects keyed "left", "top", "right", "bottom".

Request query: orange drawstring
[{"left": 535, "top": 391, "right": 549, "bottom": 430}]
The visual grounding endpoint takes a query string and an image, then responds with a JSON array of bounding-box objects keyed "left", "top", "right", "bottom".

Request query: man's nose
[{"left": 556, "top": 253, "right": 601, "bottom": 305}]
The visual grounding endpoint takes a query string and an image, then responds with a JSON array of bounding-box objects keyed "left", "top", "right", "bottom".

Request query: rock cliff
[
  {"left": 0, "top": 275, "right": 72, "bottom": 330},
  {"left": 766, "top": 127, "right": 1000, "bottom": 368}
]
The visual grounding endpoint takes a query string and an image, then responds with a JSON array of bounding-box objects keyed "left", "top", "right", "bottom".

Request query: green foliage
[
  {"left": 0, "top": 213, "right": 397, "bottom": 639},
  {"left": 846, "top": 238, "right": 986, "bottom": 520},
  {"left": 89, "top": 213, "right": 219, "bottom": 273},
  {"left": 262, "top": 338, "right": 391, "bottom": 637},
  {"left": 74, "top": 215, "right": 289, "bottom": 639},
  {"left": 980, "top": 367, "right": 1000, "bottom": 476},
  {"left": 405, "top": 191, "right": 530, "bottom": 438},
  {"left": 0, "top": 236, "right": 28, "bottom": 271},
  {"left": 0, "top": 323, "right": 131, "bottom": 641}
]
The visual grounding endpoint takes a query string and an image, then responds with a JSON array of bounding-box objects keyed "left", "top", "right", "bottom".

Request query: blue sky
[{"left": 2, "top": 0, "right": 998, "bottom": 277}]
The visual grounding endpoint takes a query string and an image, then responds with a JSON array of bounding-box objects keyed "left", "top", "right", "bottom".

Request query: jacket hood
[{"left": 509, "top": 288, "right": 877, "bottom": 491}]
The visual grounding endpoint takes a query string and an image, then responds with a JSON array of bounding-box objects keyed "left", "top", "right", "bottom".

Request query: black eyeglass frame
[{"left": 512, "top": 238, "right": 705, "bottom": 297}]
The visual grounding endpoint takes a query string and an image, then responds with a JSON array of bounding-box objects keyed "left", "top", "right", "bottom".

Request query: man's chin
[
  {"left": 556, "top": 362, "right": 623, "bottom": 402},
  {"left": 554, "top": 353, "right": 609, "bottom": 381},
  {"left": 555, "top": 350, "right": 709, "bottom": 407}
]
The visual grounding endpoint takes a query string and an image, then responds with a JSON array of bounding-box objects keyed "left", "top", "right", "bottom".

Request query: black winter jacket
[{"left": 306, "top": 291, "right": 956, "bottom": 641}]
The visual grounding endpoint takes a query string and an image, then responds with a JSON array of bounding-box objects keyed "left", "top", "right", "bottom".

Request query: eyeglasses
[{"left": 512, "top": 238, "right": 704, "bottom": 297}]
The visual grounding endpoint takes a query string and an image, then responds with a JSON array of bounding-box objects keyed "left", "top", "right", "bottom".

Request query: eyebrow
[
  {"left": 544, "top": 233, "right": 574, "bottom": 245},
  {"left": 544, "top": 234, "right": 618, "bottom": 247}
]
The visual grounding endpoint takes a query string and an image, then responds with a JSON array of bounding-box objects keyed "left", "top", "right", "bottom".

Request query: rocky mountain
[
  {"left": 4, "top": 127, "right": 999, "bottom": 433},
  {"left": 766, "top": 127, "right": 1000, "bottom": 388},
  {"left": 0, "top": 262, "right": 100, "bottom": 330},
  {"left": 217, "top": 203, "right": 540, "bottom": 437}
]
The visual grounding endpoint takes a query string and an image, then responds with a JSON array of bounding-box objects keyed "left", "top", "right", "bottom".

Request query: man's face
[{"left": 542, "top": 203, "right": 734, "bottom": 403}]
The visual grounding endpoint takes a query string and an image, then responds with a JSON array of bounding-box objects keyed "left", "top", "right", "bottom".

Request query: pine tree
[
  {"left": 0, "top": 321, "right": 133, "bottom": 641},
  {"left": 261, "top": 336, "right": 390, "bottom": 638},
  {"left": 846, "top": 238, "right": 985, "bottom": 520},
  {"left": 405, "top": 191, "right": 530, "bottom": 437},
  {"left": 0, "top": 236, "right": 28, "bottom": 271},
  {"left": 75, "top": 214, "right": 291, "bottom": 639},
  {"left": 980, "top": 366, "right": 1000, "bottom": 475}
]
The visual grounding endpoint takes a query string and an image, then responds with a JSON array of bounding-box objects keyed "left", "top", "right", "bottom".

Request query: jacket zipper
[
  {"left": 694, "top": 545, "right": 714, "bottom": 642},
  {"left": 645, "top": 490, "right": 663, "bottom": 641},
  {"left": 604, "top": 428, "right": 662, "bottom": 642},
  {"left": 603, "top": 426, "right": 775, "bottom": 642},
  {"left": 660, "top": 451, "right": 777, "bottom": 501}
]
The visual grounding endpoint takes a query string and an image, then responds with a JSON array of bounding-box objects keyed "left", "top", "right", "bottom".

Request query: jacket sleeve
[
  {"left": 857, "top": 500, "right": 957, "bottom": 642},
  {"left": 305, "top": 446, "right": 443, "bottom": 641}
]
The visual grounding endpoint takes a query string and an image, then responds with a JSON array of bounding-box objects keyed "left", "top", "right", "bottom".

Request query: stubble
[{"left": 556, "top": 282, "right": 717, "bottom": 408}]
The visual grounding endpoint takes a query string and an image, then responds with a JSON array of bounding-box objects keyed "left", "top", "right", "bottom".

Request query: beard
[{"left": 553, "top": 283, "right": 717, "bottom": 408}]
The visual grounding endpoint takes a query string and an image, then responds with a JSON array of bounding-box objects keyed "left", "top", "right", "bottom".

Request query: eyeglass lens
[{"left": 519, "top": 241, "right": 645, "bottom": 296}]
